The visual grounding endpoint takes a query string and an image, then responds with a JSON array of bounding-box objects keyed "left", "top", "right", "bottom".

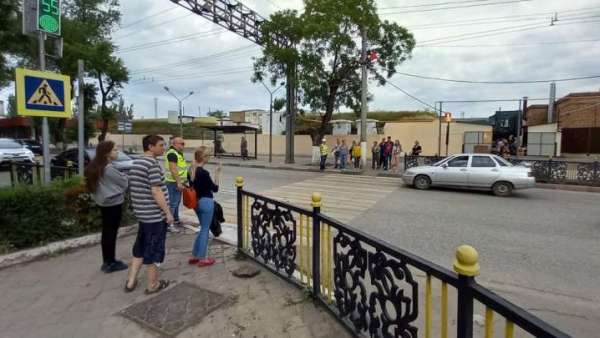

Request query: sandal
[
  {"left": 124, "top": 279, "right": 138, "bottom": 293},
  {"left": 197, "top": 258, "right": 216, "bottom": 267},
  {"left": 188, "top": 257, "right": 200, "bottom": 265},
  {"left": 144, "top": 280, "right": 170, "bottom": 295}
]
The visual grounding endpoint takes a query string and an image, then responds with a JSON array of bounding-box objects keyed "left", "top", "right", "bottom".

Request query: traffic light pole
[{"left": 39, "top": 31, "right": 51, "bottom": 184}]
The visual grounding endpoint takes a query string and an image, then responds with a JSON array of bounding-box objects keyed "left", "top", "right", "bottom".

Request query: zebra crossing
[{"left": 188, "top": 174, "right": 402, "bottom": 224}]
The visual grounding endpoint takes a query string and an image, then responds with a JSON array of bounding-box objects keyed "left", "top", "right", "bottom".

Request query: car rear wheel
[
  {"left": 492, "top": 181, "right": 513, "bottom": 197},
  {"left": 414, "top": 175, "right": 431, "bottom": 190}
]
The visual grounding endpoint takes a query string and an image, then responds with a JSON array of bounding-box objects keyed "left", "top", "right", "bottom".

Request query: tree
[
  {"left": 6, "top": 94, "right": 17, "bottom": 117},
  {"left": 273, "top": 97, "right": 286, "bottom": 112},
  {"left": 253, "top": 0, "right": 415, "bottom": 145},
  {"left": 65, "top": 83, "right": 98, "bottom": 144},
  {"left": 207, "top": 110, "right": 225, "bottom": 119}
]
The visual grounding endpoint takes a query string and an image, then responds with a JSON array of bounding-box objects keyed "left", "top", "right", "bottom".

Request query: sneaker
[
  {"left": 188, "top": 257, "right": 200, "bottom": 265},
  {"left": 101, "top": 261, "right": 128, "bottom": 273},
  {"left": 167, "top": 225, "right": 181, "bottom": 233}
]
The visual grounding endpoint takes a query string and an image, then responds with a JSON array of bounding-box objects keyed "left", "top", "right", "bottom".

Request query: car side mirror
[{"left": 442, "top": 163, "right": 448, "bottom": 168}]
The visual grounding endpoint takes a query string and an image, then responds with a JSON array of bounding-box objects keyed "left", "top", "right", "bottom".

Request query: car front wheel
[
  {"left": 414, "top": 175, "right": 431, "bottom": 190},
  {"left": 493, "top": 181, "right": 513, "bottom": 197}
]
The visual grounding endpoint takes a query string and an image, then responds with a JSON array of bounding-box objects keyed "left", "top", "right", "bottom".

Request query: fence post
[
  {"left": 454, "top": 245, "right": 480, "bottom": 338},
  {"left": 235, "top": 176, "right": 244, "bottom": 252},
  {"left": 546, "top": 159, "right": 553, "bottom": 183},
  {"left": 311, "top": 192, "right": 322, "bottom": 298},
  {"left": 9, "top": 161, "right": 16, "bottom": 187},
  {"left": 594, "top": 161, "right": 600, "bottom": 185},
  {"left": 35, "top": 162, "right": 42, "bottom": 185}
]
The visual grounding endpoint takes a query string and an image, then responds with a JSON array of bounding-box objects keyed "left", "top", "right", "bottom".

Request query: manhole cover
[{"left": 120, "top": 282, "right": 227, "bottom": 337}]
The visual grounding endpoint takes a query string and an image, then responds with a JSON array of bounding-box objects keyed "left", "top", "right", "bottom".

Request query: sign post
[{"left": 15, "top": 68, "right": 72, "bottom": 182}]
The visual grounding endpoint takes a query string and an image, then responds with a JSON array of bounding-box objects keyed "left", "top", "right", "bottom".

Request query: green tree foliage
[
  {"left": 208, "top": 109, "right": 225, "bottom": 119},
  {"left": 65, "top": 83, "right": 98, "bottom": 144},
  {"left": 6, "top": 94, "right": 17, "bottom": 117},
  {"left": 253, "top": 0, "right": 415, "bottom": 145},
  {"left": 273, "top": 97, "right": 286, "bottom": 112}
]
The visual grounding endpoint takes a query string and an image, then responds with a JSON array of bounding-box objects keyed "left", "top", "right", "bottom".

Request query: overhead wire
[
  {"left": 379, "top": 0, "right": 531, "bottom": 15},
  {"left": 116, "top": 29, "right": 225, "bottom": 53},
  {"left": 113, "top": 13, "right": 194, "bottom": 40},
  {"left": 117, "top": 7, "right": 179, "bottom": 31},
  {"left": 392, "top": 72, "right": 600, "bottom": 84}
]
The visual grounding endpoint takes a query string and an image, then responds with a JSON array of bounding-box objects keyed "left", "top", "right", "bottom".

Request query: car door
[
  {"left": 468, "top": 155, "right": 501, "bottom": 188},
  {"left": 434, "top": 155, "right": 469, "bottom": 186}
]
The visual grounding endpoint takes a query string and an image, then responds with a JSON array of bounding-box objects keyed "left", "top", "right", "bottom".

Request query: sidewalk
[{"left": 0, "top": 230, "right": 351, "bottom": 338}]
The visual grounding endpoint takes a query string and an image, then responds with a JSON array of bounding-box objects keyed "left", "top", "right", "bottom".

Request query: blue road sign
[{"left": 16, "top": 68, "right": 72, "bottom": 118}]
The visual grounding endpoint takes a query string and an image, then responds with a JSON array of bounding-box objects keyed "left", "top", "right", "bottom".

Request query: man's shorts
[{"left": 132, "top": 220, "right": 168, "bottom": 265}]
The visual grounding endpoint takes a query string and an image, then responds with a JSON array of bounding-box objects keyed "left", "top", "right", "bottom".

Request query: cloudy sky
[{"left": 3, "top": 0, "right": 600, "bottom": 119}]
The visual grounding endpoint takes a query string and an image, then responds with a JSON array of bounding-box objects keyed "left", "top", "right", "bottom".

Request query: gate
[
  {"left": 561, "top": 127, "right": 600, "bottom": 154},
  {"left": 527, "top": 132, "right": 556, "bottom": 156}
]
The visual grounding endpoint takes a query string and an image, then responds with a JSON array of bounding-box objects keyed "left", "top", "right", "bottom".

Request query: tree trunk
[{"left": 310, "top": 84, "right": 339, "bottom": 146}]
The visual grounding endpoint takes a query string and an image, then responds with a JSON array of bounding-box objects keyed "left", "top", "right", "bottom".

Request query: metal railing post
[
  {"left": 311, "top": 192, "right": 322, "bottom": 298},
  {"left": 454, "top": 245, "right": 480, "bottom": 338},
  {"left": 593, "top": 161, "right": 600, "bottom": 185},
  {"left": 35, "top": 162, "right": 42, "bottom": 185},
  {"left": 235, "top": 176, "right": 244, "bottom": 252},
  {"left": 9, "top": 161, "right": 16, "bottom": 187}
]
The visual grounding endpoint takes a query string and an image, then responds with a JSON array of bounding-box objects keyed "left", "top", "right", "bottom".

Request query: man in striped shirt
[{"left": 125, "top": 135, "right": 173, "bottom": 294}]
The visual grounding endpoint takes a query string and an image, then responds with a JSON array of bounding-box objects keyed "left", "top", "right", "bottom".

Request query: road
[{"left": 210, "top": 165, "right": 600, "bottom": 337}]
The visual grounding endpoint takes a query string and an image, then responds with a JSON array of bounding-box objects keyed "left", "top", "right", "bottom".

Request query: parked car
[
  {"left": 16, "top": 139, "right": 43, "bottom": 156},
  {"left": 51, "top": 148, "right": 134, "bottom": 172},
  {"left": 401, "top": 153, "right": 535, "bottom": 197},
  {"left": 0, "top": 138, "right": 36, "bottom": 165}
]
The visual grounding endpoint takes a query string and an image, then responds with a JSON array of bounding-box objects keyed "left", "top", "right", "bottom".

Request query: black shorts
[{"left": 132, "top": 220, "right": 167, "bottom": 265}]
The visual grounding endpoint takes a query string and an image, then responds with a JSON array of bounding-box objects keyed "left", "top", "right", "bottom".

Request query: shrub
[{"left": 0, "top": 177, "right": 135, "bottom": 252}]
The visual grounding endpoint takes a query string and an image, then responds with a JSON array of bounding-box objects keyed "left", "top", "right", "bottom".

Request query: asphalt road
[{"left": 212, "top": 165, "right": 600, "bottom": 337}]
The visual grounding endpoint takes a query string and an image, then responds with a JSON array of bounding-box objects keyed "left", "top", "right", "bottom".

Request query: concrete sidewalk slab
[{"left": 0, "top": 231, "right": 352, "bottom": 338}]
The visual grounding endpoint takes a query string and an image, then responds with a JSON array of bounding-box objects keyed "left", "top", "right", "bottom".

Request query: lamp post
[
  {"left": 164, "top": 86, "right": 194, "bottom": 137},
  {"left": 260, "top": 81, "right": 285, "bottom": 163}
]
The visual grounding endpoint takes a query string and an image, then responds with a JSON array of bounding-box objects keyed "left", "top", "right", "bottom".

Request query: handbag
[{"left": 182, "top": 185, "right": 197, "bottom": 209}]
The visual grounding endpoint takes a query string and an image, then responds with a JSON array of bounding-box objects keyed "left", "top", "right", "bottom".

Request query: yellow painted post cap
[
  {"left": 453, "top": 245, "right": 480, "bottom": 277},
  {"left": 235, "top": 176, "right": 244, "bottom": 187},
  {"left": 311, "top": 192, "right": 322, "bottom": 208}
]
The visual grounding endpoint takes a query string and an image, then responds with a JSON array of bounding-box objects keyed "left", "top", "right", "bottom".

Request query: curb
[
  {"left": 535, "top": 183, "right": 600, "bottom": 193},
  {"left": 0, "top": 225, "right": 138, "bottom": 270}
]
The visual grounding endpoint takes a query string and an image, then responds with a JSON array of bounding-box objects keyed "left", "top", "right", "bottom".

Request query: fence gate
[
  {"left": 561, "top": 127, "right": 600, "bottom": 154},
  {"left": 527, "top": 132, "right": 556, "bottom": 156},
  {"left": 463, "top": 131, "right": 492, "bottom": 153}
]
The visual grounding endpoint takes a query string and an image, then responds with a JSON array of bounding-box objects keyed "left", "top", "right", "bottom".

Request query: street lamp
[
  {"left": 260, "top": 81, "right": 285, "bottom": 163},
  {"left": 164, "top": 86, "right": 194, "bottom": 137},
  {"left": 444, "top": 112, "right": 452, "bottom": 156}
]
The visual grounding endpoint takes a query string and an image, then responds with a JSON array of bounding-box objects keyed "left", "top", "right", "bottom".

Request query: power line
[
  {"left": 417, "top": 38, "right": 600, "bottom": 48},
  {"left": 419, "top": 20, "right": 548, "bottom": 44},
  {"left": 117, "top": 7, "right": 178, "bottom": 30},
  {"left": 379, "top": 0, "right": 531, "bottom": 15},
  {"left": 117, "top": 30, "right": 224, "bottom": 53},
  {"left": 394, "top": 72, "right": 600, "bottom": 84},
  {"left": 384, "top": 80, "right": 440, "bottom": 111},
  {"left": 380, "top": 0, "right": 500, "bottom": 10},
  {"left": 113, "top": 13, "right": 194, "bottom": 40}
]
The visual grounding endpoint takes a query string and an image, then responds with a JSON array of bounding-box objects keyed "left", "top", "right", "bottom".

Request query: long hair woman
[
  {"left": 85, "top": 141, "right": 129, "bottom": 273},
  {"left": 187, "top": 146, "right": 221, "bottom": 267}
]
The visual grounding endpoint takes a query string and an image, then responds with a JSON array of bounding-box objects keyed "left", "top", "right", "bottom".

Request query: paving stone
[{"left": 231, "top": 265, "right": 261, "bottom": 278}]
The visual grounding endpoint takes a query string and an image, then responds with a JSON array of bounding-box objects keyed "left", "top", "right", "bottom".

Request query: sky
[{"left": 2, "top": 0, "right": 600, "bottom": 119}]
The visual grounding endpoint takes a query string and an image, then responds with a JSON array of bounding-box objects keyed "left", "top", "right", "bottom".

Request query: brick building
[{"left": 526, "top": 91, "right": 600, "bottom": 155}]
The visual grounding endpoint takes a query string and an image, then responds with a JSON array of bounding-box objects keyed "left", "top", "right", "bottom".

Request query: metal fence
[
  {"left": 404, "top": 155, "right": 600, "bottom": 186},
  {"left": 0, "top": 161, "right": 78, "bottom": 187},
  {"left": 234, "top": 177, "right": 570, "bottom": 338}
]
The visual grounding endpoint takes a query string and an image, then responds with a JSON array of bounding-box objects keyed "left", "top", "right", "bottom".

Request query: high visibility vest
[
  {"left": 164, "top": 148, "right": 188, "bottom": 183},
  {"left": 320, "top": 144, "right": 330, "bottom": 155}
]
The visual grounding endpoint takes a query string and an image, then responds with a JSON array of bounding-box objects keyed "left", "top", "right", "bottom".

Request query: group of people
[
  {"left": 318, "top": 137, "right": 423, "bottom": 171},
  {"left": 85, "top": 135, "right": 221, "bottom": 295},
  {"left": 494, "top": 134, "right": 517, "bottom": 159}
]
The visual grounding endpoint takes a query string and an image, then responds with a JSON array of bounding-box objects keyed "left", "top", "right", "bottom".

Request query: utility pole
[
  {"left": 437, "top": 102, "right": 443, "bottom": 156},
  {"left": 77, "top": 60, "right": 85, "bottom": 176},
  {"left": 39, "top": 32, "right": 51, "bottom": 183},
  {"left": 360, "top": 29, "right": 368, "bottom": 168}
]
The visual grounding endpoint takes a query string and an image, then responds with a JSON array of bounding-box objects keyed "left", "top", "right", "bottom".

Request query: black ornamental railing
[
  {"left": 1, "top": 161, "right": 78, "bottom": 187},
  {"left": 234, "top": 177, "right": 570, "bottom": 338}
]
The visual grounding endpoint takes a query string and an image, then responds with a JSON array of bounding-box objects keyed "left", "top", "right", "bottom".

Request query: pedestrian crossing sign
[{"left": 15, "top": 68, "right": 72, "bottom": 118}]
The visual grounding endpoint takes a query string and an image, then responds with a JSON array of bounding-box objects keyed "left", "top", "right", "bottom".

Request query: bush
[{"left": 0, "top": 177, "right": 135, "bottom": 252}]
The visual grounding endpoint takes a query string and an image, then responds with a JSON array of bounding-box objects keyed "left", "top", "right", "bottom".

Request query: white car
[
  {"left": 402, "top": 153, "right": 535, "bottom": 197},
  {"left": 0, "top": 138, "right": 35, "bottom": 165}
]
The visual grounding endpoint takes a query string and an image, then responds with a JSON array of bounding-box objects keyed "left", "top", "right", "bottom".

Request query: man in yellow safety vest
[{"left": 165, "top": 136, "right": 188, "bottom": 232}]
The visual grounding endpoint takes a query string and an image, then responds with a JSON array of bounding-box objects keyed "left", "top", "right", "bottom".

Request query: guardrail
[
  {"left": 234, "top": 176, "right": 570, "bottom": 338},
  {"left": 404, "top": 155, "right": 600, "bottom": 186},
  {"left": 0, "top": 161, "right": 78, "bottom": 187}
]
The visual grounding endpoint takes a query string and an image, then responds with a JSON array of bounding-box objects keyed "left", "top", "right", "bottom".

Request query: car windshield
[
  {"left": 86, "top": 149, "right": 132, "bottom": 162},
  {"left": 0, "top": 139, "right": 24, "bottom": 149},
  {"left": 434, "top": 157, "right": 453, "bottom": 166},
  {"left": 492, "top": 155, "right": 513, "bottom": 167}
]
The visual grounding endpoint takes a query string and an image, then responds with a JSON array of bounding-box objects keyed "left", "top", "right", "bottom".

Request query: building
[
  {"left": 525, "top": 91, "right": 600, "bottom": 156},
  {"left": 329, "top": 120, "right": 352, "bottom": 135},
  {"left": 0, "top": 100, "right": 5, "bottom": 117},
  {"left": 230, "top": 109, "right": 266, "bottom": 128},
  {"left": 488, "top": 110, "right": 521, "bottom": 141},
  {"left": 354, "top": 119, "right": 379, "bottom": 136}
]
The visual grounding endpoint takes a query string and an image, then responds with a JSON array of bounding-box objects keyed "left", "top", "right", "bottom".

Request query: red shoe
[
  {"left": 197, "top": 258, "right": 216, "bottom": 267},
  {"left": 188, "top": 257, "right": 200, "bottom": 265}
]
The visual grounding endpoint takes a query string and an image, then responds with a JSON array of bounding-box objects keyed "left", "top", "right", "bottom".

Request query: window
[
  {"left": 0, "top": 139, "right": 23, "bottom": 148},
  {"left": 447, "top": 156, "right": 469, "bottom": 168},
  {"left": 471, "top": 156, "right": 496, "bottom": 168},
  {"left": 492, "top": 155, "right": 512, "bottom": 167}
]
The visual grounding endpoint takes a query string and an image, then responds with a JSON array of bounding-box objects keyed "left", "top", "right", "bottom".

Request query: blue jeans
[
  {"left": 319, "top": 155, "right": 327, "bottom": 171},
  {"left": 340, "top": 154, "right": 347, "bottom": 169},
  {"left": 192, "top": 197, "right": 214, "bottom": 258},
  {"left": 166, "top": 182, "right": 181, "bottom": 222}
]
